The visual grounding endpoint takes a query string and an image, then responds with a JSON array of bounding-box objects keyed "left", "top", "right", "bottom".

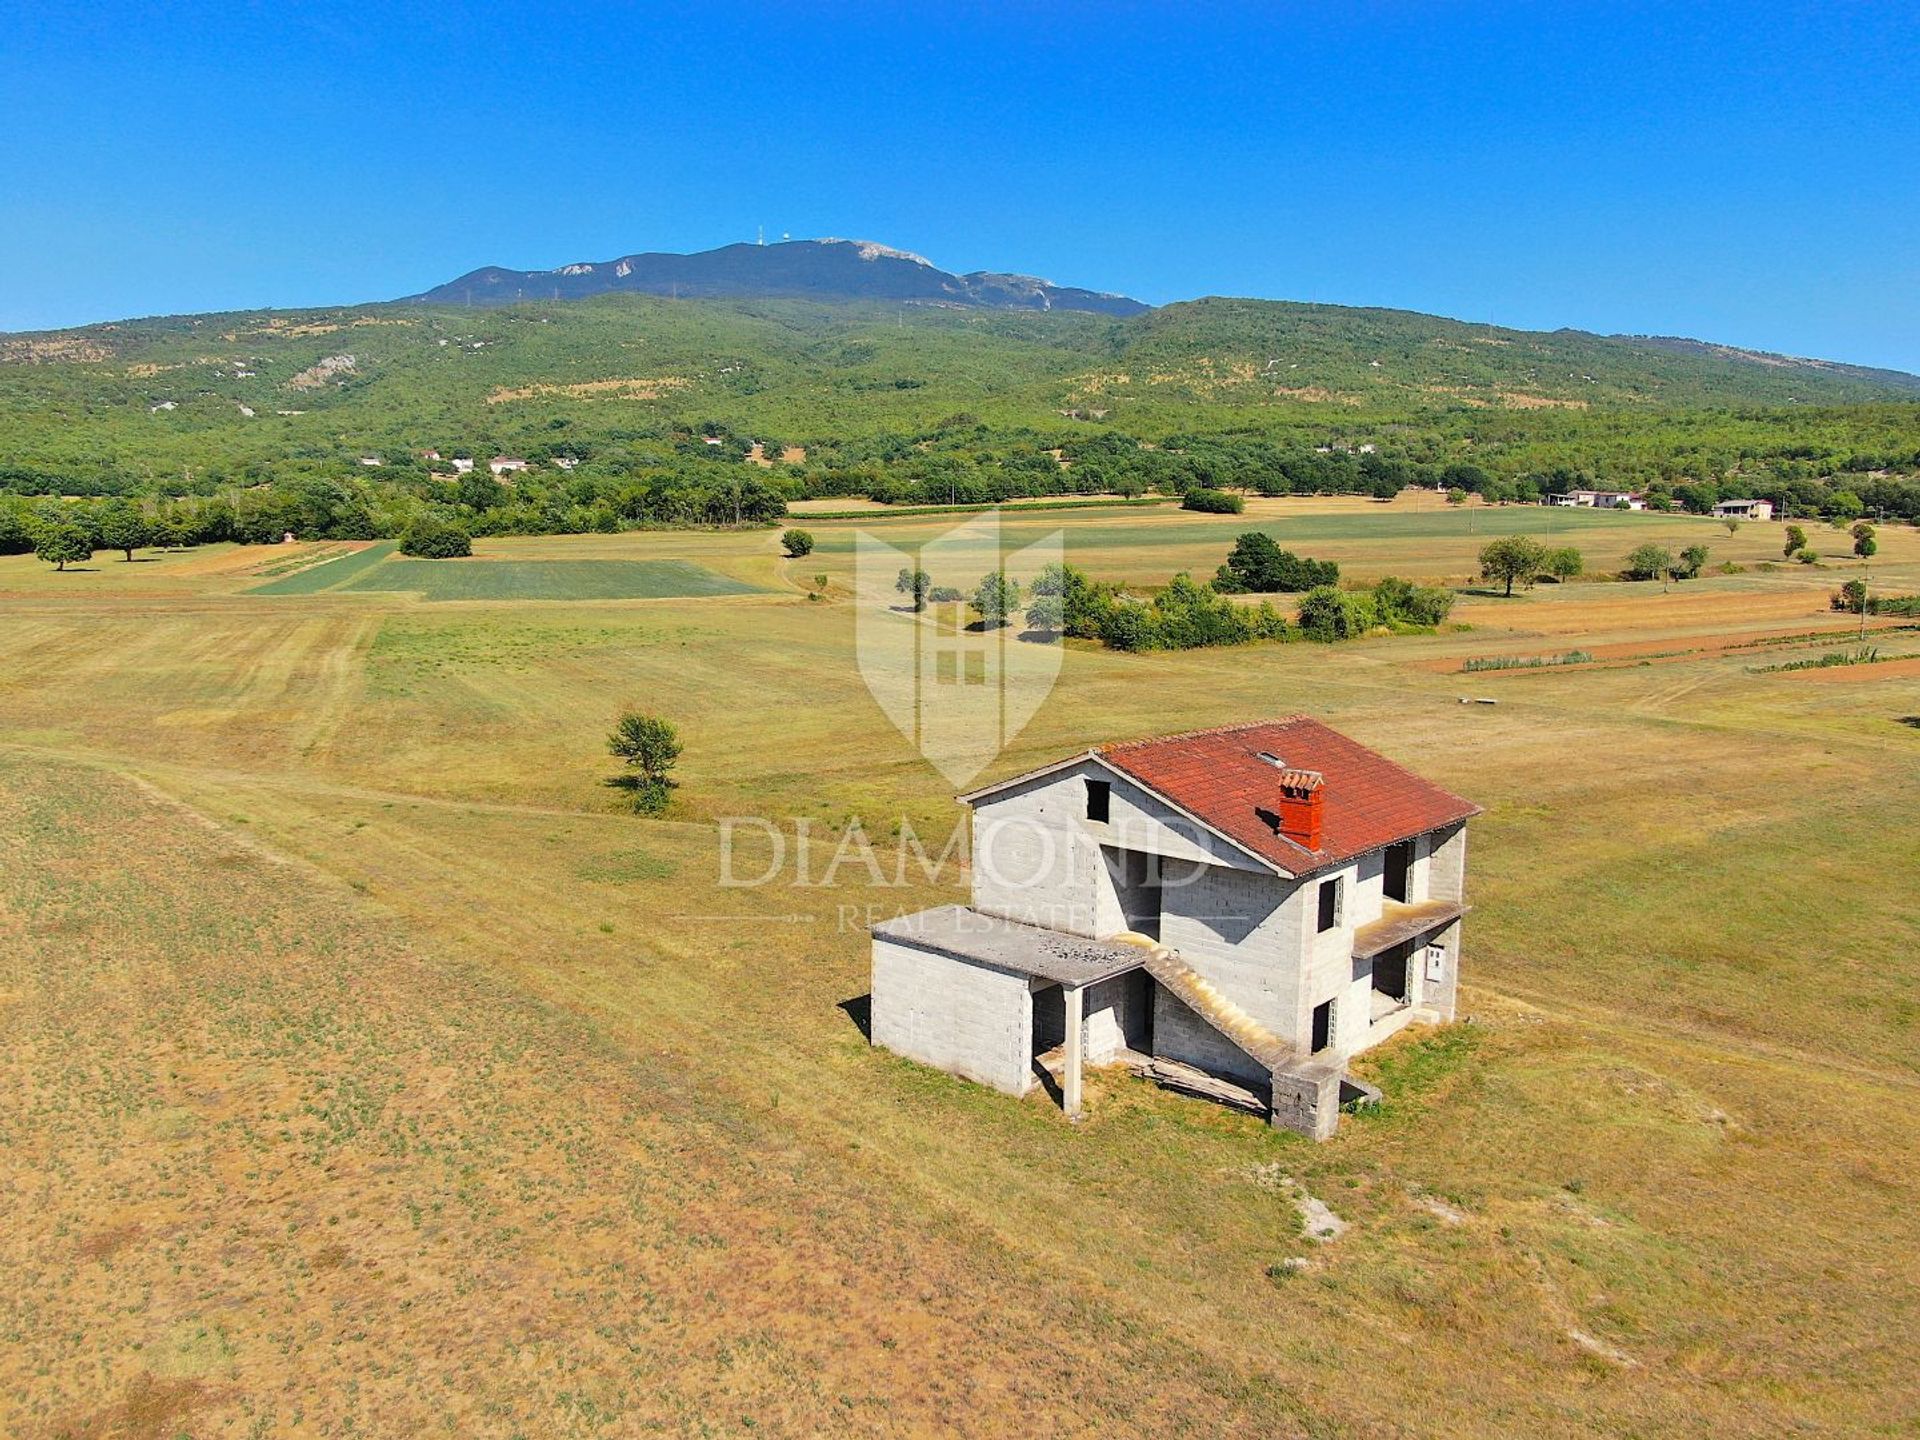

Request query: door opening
[{"left": 1383, "top": 841, "right": 1415, "bottom": 904}]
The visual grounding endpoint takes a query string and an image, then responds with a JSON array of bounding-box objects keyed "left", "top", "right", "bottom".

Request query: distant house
[
  {"left": 489, "top": 456, "right": 529, "bottom": 475},
  {"left": 702, "top": 436, "right": 725, "bottom": 447},
  {"left": 358, "top": 455, "right": 384, "bottom": 468},
  {"left": 1713, "top": 498, "right": 1774, "bottom": 521},
  {"left": 421, "top": 449, "right": 442, "bottom": 462},
  {"left": 869, "top": 717, "right": 1480, "bottom": 1139},
  {"left": 450, "top": 458, "right": 475, "bottom": 474},
  {"left": 551, "top": 456, "right": 579, "bottom": 471},
  {"left": 1551, "top": 488, "right": 1644, "bottom": 510}
]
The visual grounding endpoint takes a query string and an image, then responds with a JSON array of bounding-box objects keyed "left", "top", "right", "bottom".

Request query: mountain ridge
[{"left": 406, "top": 238, "right": 1151, "bottom": 317}]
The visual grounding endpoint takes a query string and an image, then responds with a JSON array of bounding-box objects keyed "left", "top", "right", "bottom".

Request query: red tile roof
[{"left": 1095, "top": 717, "right": 1480, "bottom": 875}]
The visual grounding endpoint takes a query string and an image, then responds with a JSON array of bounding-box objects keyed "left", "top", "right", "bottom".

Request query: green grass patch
[
  {"left": 334, "top": 558, "right": 763, "bottom": 602},
  {"left": 250, "top": 541, "right": 399, "bottom": 594}
]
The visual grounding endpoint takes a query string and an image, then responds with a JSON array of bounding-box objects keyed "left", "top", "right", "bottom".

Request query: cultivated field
[{"left": 2, "top": 494, "right": 1917, "bottom": 1438}]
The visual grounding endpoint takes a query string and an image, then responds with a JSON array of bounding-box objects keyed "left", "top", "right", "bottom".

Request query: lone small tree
[
  {"left": 33, "top": 521, "right": 93, "bottom": 572},
  {"left": 780, "top": 528, "right": 814, "bottom": 558},
  {"left": 1852, "top": 522, "right": 1877, "bottom": 559},
  {"left": 972, "top": 571, "right": 1023, "bottom": 629},
  {"left": 1622, "top": 543, "right": 1675, "bottom": 582},
  {"left": 895, "top": 567, "right": 932, "bottom": 611},
  {"left": 607, "top": 710, "right": 682, "bottom": 815},
  {"left": 1478, "top": 535, "right": 1548, "bottom": 596},
  {"left": 1672, "top": 544, "right": 1710, "bottom": 580},
  {"left": 1784, "top": 525, "right": 1807, "bottom": 558}
]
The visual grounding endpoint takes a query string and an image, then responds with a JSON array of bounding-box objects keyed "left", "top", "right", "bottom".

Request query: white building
[
  {"left": 489, "top": 456, "right": 530, "bottom": 476},
  {"left": 1551, "top": 489, "right": 1644, "bottom": 510},
  {"left": 1713, "top": 498, "right": 1774, "bottom": 521},
  {"left": 869, "top": 718, "right": 1480, "bottom": 1138}
]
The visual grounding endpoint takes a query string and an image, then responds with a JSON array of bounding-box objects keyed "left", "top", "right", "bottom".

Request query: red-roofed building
[{"left": 869, "top": 718, "right": 1480, "bottom": 1138}]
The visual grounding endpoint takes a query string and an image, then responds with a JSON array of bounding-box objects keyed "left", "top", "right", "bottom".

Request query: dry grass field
[{"left": 2, "top": 495, "right": 1917, "bottom": 1438}]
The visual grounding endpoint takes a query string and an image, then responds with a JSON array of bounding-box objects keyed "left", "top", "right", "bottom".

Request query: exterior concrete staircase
[
  {"left": 1135, "top": 947, "right": 1295, "bottom": 1072},
  {"left": 1110, "top": 932, "right": 1349, "bottom": 1140}
]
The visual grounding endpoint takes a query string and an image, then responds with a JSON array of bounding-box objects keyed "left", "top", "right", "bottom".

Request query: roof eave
[{"left": 959, "top": 751, "right": 1291, "bottom": 877}]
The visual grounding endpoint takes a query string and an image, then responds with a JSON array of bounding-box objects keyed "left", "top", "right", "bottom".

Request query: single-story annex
[{"left": 869, "top": 717, "right": 1481, "bottom": 1138}]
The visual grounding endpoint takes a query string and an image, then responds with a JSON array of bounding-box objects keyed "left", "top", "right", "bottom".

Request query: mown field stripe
[{"left": 249, "top": 540, "right": 400, "bottom": 595}]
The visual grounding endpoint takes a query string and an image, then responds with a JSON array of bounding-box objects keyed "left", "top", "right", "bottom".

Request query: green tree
[
  {"left": 894, "top": 567, "right": 931, "bottom": 611},
  {"left": 1478, "top": 535, "right": 1548, "bottom": 596},
  {"left": 780, "top": 528, "right": 814, "bottom": 557},
  {"left": 33, "top": 521, "right": 93, "bottom": 571},
  {"left": 1784, "top": 525, "right": 1808, "bottom": 558},
  {"left": 455, "top": 468, "right": 505, "bottom": 512},
  {"left": 972, "top": 571, "right": 1022, "bottom": 629},
  {"left": 1025, "top": 593, "right": 1065, "bottom": 635},
  {"left": 1852, "top": 522, "right": 1877, "bottom": 559},
  {"left": 607, "top": 710, "right": 682, "bottom": 815},
  {"left": 1541, "top": 546, "right": 1584, "bottom": 581},
  {"left": 97, "top": 503, "right": 149, "bottom": 561},
  {"left": 1622, "top": 543, "right": 1674, "bottom": 581},
  {"left": 400, "top": 516, "right": 473, "bottom": 558},
  {"left": 1672, "top": 544, "right": 1710, "bottom": 579}
]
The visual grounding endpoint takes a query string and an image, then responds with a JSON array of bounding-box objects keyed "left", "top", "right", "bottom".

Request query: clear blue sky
[{"left": 4, "top": 1, "right": 1917, "bottom": 370}]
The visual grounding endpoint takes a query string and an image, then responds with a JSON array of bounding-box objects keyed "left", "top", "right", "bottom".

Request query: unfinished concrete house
[{"left": 869, "top": 717, "right": 1481, "bottom": 1138}]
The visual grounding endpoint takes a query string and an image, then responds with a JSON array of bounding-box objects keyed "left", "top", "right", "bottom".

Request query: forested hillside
[{"left": 3, "top": 292, "right": 1919, "bottom": 547}]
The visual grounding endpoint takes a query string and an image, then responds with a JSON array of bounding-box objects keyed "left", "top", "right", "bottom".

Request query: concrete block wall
[
  {"left": 1081, "top": 972, "right": 1147, "bottom": 1063},
  {"left": 1428, "top": 823, "right": 1467, "bottom": 903},
  {"left": 1152, "top": 986, "right": 1270, "bottom": 1086},
  {"left": 1158, "top": 862, "right": 1299, "bottom": 1036},
  {"left": 870, "top": 939, "right": 1033, "bottom": 1095}
]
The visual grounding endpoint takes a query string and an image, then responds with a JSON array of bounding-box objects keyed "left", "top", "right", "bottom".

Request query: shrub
[
  {"left": 1373, "top": 576, "right": 1455, "bottom": 627},
  {"left": 928, "top": 585, "right": 964, "bottom": 603},
  {"left": 1796, "top": 548, "right": 1819, "bottom": 564},
  {"left": 1446, "top": 488, "right": 1467, "bottom": 505},
  {"left": 400, "top": 516, "right": 473, "bottom": 558},
  {"left": 1031, "top": 561, "right": 1123, "bottom": 639},
  {"left": 1097, "top": 573, "right": 1286, "bottom": 651},
  {"left": 1833, "top": 580, "right": 1868, "bottom": 613},
  {"left": 1784, "top": 525, "right": 1807, "bottom": 557},
  {"left": 780, "top": 527, "right": 814, "bottom": 557},
  {"left": 1297, "top": 585, "right": 1378, "bottom": 641},
  {"left": 1182, "top": 488, "right": 1244, "bottom": 514}
]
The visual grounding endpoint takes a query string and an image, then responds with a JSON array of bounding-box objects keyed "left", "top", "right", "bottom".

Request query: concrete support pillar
[{"left": 1063, "top": 983, "right": 1085, "bottom": 1118}]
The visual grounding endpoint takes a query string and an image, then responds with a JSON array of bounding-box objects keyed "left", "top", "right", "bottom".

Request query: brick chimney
[{"left": 1276, "top": 768, "right": 1325, "bottom": 851}]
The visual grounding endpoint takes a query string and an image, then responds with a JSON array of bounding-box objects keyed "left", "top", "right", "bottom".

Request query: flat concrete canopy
[
  {"left": 873, "top": 905, "right": 1146, "bottom": 986},
  {"left": 1351, "top": 899, "right": 1468, "bottom": 960}
]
